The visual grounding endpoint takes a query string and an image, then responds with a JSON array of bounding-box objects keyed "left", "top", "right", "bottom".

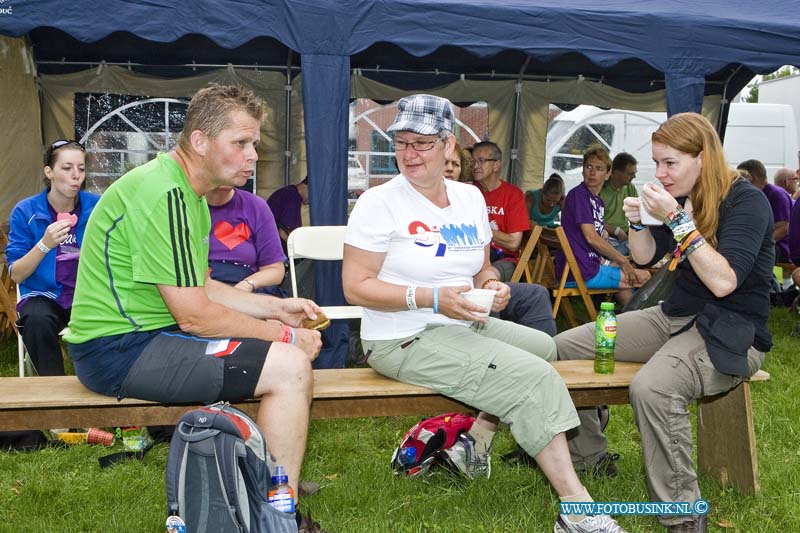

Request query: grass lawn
[{"left": 0, "top": 308, "right": 798, "bottom": 532}]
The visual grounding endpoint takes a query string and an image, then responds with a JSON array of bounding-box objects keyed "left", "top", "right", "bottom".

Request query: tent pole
[
  {"left": 35, "top": 60, "right": 299, "bottom": 71},
  {"left": 716, "top": 65, "right": 742, "bottom": 140},
  {"left": 284, "top": 51, "right": 293, "bottom": 187},
  {"left": 508, "top": 57, "right": 531, "bottom": 185}
]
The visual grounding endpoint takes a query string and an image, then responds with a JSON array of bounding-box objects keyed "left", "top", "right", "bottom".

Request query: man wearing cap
[{"left": 342, "top": 94, "right": 628, "bottom": 533}]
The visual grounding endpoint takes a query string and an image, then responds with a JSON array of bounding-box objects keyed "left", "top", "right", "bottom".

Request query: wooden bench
[{"left": 0, "top": 361, "right": 769, "bottom": 494}]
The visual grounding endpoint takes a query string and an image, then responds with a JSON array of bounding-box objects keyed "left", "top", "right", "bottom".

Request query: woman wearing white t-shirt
[{"left": 342, "top": 95, "right": 627, "bottom": 533}]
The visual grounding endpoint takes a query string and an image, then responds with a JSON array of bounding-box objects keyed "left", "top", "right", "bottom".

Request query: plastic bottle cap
[
  {"left": 600, "top": 302, "right": 615, "bottom": 311},
  {"left": 272, "top": 465, "right": 289, "bottom": 484}
]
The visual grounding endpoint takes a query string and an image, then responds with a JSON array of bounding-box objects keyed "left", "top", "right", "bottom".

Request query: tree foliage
[{"left": 744, "top": 66, "right": 799, "bottom": 103}]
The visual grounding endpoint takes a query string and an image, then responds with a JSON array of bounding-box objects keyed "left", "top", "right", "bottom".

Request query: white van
[
  {"left": 545, "top": 103, "right": 799, "bottom": 193},
  {"left": 347, "top": 156, "right": 368, "bottom": 194}
]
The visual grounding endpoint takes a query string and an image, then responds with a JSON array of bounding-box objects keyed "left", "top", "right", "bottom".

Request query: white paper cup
[
  {"left": 639, "top": 203, "right": 663, "bottom": 225},
  {"left": 462, "top": 289, "right": 496, "bottom": 317},
  {"left": 639, "top": 182, "right": 664, "bottom": 225}
]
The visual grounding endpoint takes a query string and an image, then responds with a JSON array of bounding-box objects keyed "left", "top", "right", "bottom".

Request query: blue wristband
[
  {"left": 289, "top": 327, "right": 296, "bottom": 345},
  {"left": 433, "top": 287, "right": 439, "bottom": 314},
  {"left": 629, "top": 222, "right": 646, "bottom": 232}
]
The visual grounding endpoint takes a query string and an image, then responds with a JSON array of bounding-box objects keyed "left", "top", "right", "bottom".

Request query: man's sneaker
[
  {"left": 554, "top": 513, "right": 628, "bottom": 533},
  {"left": 577, "top": 452, "right": 620, "bottom": 478},
  {"left": 667, "top": 515, "right": 707, "bottom": 533},
  {"left": 298, "top": 481, "right": 322, "bottom": 497},
  {"left": 440, "top": 433, "right": 491, "bottom": 479},
  {"left": 598, "top": 405, "right": 610, "bottom": 433},
  {"left": 297, "top": 510, "right": 328, "bottom": 533},
  {"left": 500, "top": 445, "right": 537, "bottom": 467}
]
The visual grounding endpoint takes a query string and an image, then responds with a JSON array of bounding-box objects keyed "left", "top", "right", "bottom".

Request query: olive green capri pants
[{"left": 363, "top": 317, "right": 580, "bottom": 457}]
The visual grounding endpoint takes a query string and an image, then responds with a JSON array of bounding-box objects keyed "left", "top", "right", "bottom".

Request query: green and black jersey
[{"left": 66, "top": 153, "right": 210, "bottom": 344}]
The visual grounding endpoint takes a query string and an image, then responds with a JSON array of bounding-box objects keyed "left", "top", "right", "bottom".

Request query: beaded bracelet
[{"left": 481, "top": 278, "right": 499, "bottom": 289}]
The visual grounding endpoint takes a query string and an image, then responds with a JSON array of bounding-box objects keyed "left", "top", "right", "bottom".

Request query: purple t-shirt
[
  {"left": 555, "top": 182, "right": 604, "bottom": 281},
  {"left": 46, "top": 203, "right": 81, "bottom": 309},
  {"left": 208, "top": 189, "right": 286, "bottom": 271},
  {"left": 790, "top": 198, "right": 800, "bottom": 263},
  {"left": 763, "top": 183, "right": 791, "bottom": 261},
  {"left": 267, "top": 185, "right": 303, "bottom": 233}
]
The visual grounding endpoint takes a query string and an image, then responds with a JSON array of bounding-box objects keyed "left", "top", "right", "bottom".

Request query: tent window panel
[
  {"left": 72, "top": 93, "right": 255, "bottom": 194},
  {"left": 552, "top": 124, "right": 615, "bottom": 172},
  {"left": 369, "top": 132, "right": 396, "bottom": 174}
]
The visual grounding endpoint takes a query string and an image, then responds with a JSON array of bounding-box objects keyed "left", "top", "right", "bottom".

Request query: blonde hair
[
  {"left": 651, "top": 112, "right": 738, "bottom": 248},
  {"left": 454, "top": 142, "right": 474, "bottom": 182},
  {"left": 179, "top": 85, "right": 265, "bottom": 151},
  {"left": 583, "top": 145, "right": 612, "bottom": 171}
]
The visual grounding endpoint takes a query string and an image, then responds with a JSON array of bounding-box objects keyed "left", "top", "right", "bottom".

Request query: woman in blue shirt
[
  {"left": 526, "top": 173, "right": 564, "bottom": 227},
  {"left": 6, "top": 140, "right": 99, "bottom": 375}
]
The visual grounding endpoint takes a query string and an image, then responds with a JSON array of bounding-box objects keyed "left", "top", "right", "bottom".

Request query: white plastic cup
[
  {"left": 462, "top": 289, "right": 496, "bottom": 317},
  {"left": 639, "top": 182, "right": 664, "bottom": 225}
]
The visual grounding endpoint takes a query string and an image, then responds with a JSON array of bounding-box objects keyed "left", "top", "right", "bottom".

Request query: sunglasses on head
[{"left": 49, "top": 139, "right": 85, "bottom": 151}]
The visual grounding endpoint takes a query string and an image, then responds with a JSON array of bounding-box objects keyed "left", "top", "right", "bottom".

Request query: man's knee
[{"left": 259, "top": 343, "right": 313, "bottom": 396}]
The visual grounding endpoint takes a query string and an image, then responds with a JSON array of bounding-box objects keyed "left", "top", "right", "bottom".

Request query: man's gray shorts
[{"left": 120, "top": 331, "right": 271, "bottom": 404}]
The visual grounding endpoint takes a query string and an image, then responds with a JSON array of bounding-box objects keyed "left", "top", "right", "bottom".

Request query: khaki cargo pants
[
  {"left": 555, "top": 305, "right": 764, "bottom": 526},
  {"left": 364, "top": 318, "right": 580, "bottom": 457}
]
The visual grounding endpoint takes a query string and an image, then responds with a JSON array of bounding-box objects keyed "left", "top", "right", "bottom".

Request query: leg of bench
[{"left": 697, "top": 381, "right": 760, "bottom": 494}]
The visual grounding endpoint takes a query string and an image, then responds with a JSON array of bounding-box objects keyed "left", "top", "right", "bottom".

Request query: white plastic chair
[
  {"left": 16, "top": 285, "right": 69, "bottom": 377},
  {"left": 287, "top": 226, "right": 362, "bottom": 320},
  {"left": 16, "top": 285, "right": 32, "bottom": 376}
]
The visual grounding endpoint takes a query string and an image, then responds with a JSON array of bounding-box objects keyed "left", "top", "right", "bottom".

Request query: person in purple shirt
[
  {"left": 556, "top": 146, "right": 650, "bottom": 305},
  {"left": 206, "top": 186, "right": 286, "bottom": 295},
  {"left": 6, "top": 140, "right": 100, "bottom": 375},
  {"left": 738, "top": 159, "right": 791, "bottom": 262},
  {"left": 267, "top": 177, "right": 309, "bottom": 248}
]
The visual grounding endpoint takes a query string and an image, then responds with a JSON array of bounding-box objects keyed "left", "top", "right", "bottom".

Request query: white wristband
[
  {"left": 36, "top": 240, "right": 52, "bottom": 254},
  {"left": 614, "top": 227, "right": 625, "bottom": 238},
  {"left": 405, "top": 286, "right": 418, "bottom": 310}
]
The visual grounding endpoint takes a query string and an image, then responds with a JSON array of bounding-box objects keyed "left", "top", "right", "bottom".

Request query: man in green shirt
[
  {"left": 599, "top": 152, "right": 638, "bottom": 255},
  {"left": 66, "top": 86, "right": 322, "bottom": 518}
]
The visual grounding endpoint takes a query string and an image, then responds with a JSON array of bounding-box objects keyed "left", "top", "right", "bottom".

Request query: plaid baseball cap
[{"left": 387, "top": 94, "right": 455, "bottom": 135}]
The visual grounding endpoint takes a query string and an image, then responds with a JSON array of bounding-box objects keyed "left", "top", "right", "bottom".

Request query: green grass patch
[{"left": 0, "top": 309, "right": 799, "bottom": 532}]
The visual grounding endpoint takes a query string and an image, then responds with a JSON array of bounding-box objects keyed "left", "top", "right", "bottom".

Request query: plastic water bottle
[
  {"left": 398, "top": 446, "right": 417, "bottom": 467},
  {"left": 595, "top": 302, "right": 617, "bottom": 374},
  {"left": 267, "top": 466, "right": 295, "bottom": 513}
]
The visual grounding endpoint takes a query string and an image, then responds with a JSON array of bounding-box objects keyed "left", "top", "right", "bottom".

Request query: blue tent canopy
[{"left": 4, "top": 0, "right": 800, "bottom": 308}]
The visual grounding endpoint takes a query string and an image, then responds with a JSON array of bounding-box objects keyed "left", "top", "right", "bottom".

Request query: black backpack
[{"left": 165, "top": 403, "right": 297, "bottom": 533}]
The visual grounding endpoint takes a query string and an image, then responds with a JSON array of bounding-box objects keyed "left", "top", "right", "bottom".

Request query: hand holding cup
[{"left": 461, "top": 289, "right": 496, "bottom": 318}]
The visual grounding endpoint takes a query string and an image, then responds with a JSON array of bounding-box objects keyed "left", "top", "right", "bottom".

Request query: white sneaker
[
  {"left": 440, "top": 433, "right": 491, "bottom": 479},
  {"left": 554, "top": 514, "right": 628, "bottom": 533}
]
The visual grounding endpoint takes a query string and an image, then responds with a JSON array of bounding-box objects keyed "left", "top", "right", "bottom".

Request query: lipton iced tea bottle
[{"left": 594, "top": 302, "right": 617, "bottom": 374}]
